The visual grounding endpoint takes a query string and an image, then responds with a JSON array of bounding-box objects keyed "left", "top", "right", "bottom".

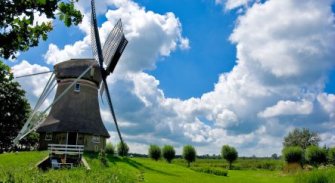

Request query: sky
[{"left": 4, "top": 0, "right": 335, "bottom": 156}]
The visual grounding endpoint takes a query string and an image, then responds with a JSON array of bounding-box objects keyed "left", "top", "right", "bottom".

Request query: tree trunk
[{"left": 229, "top": 162, "right": 232, "bottom": 170}]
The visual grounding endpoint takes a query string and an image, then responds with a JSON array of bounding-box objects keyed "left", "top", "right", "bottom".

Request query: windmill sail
[
  {"left": 90, "top": 0, "right": 127, "bottom": 144},
  {"left": 102, "top": 19, "right": 128, "bottom": 74}
]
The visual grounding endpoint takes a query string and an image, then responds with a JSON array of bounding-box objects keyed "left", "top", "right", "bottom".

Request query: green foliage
[
  {"left": 0, "top": 0, "right": 83, "bottom": 59},
  {"left": 117, "top": 141, "right": 129, "bottom": 157},
  {"left": 183, "top": 145, "right": 196, "bottom": 167},
  {"left": 328, "top": 147, "right": 335, "bottom": 165},
  {"left": 283, "top": 128, "right": 320, "bottom": 149},
  {"left": 190, "top": 167, "right": 228, "bottom": 176},
  {"left": 0, "top": 61, "right": 30, "bottom": 151},
  {"left": 105, "top": 142, "right": 115, "bottom": 156},
  {"left": 19, "top": 132, "right": 39, "bottom": 150},
  {"left": 148, "top": 145, "right": 161, "bottom": 161},
  {"left": 98, "top": 149, "right": 108, "bottom": 167},
  {"left": 305, "top": 146, "right": 327, "bottom": 167},
  {"left": 295, "top": 168, "right": 335, "bottom": 183},
  {"left": 162, "top": 145, "right": 175, "bottom": 163},
  {"left": 282, "top": 146, "right": 304, "bottom": 164},
  {"left": 221, "top": 145, "right": 238, "bottom": 169}
]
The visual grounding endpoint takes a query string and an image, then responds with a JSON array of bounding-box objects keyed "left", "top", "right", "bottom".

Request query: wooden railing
[{"left": 48, "top": 144, "right": 84, "bottom": 155}]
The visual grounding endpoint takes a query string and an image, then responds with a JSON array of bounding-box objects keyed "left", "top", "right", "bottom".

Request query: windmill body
[
  {"left": 37, "top": 59, "right": 110, "bottom": 152},
  {"left": 13, "top": 0, "right": 127, "bottom": 168}
]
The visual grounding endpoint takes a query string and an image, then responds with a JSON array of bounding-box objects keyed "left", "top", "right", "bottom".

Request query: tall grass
[{"left": 295, "top": 168, "right": 335, "bottom": 183}]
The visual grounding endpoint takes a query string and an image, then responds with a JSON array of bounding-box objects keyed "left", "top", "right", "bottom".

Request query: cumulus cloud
[
  {"left": 44, "top": 37, "right": 91, "bottom": 64},
  {"left": 44, "top": 0, "right": 189, "bottom": 72},
  {"left": 258, "top": 100, "right": 313, "bottom": 118},
  {"left": 317, "top": 93, "right": 335, "bottom": 118},
  {"left": 215, "top": 0, "right": 254, "bottom": 10},
  {"left": 11, "top": 60, "right": 53, "bottom": 108}
]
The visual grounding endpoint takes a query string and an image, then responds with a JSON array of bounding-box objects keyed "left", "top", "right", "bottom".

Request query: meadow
[{"left": 0, "top": 151, "right": 333, "bottom": 183}]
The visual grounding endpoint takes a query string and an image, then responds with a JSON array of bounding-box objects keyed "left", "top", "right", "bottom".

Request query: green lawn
[
  {"left": 0, "top": 151, "right": 305, "bottom": 183},
  {"left": 132, "top": 158, "right": 293, "bottom": 183}
]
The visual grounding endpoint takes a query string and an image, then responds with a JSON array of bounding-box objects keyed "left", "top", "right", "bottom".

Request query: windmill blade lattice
[{"left": 90, "top": 0, "right": 127, "bottom": 144}]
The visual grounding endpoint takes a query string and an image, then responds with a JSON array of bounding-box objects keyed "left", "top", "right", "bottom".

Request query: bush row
[
  {"left": 190, "top": 167, "right": 228, "bottom": 176},
  {"left": 282, "top": 146, "right": 335, "bottom": 167}
]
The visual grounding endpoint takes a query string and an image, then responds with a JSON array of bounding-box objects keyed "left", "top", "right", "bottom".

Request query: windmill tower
[
  {"left": 37, "top": 59, "right": 110, "bottom": 151},
  {"left": 14, "top": 0, "right": 128, "bottom": 155}
]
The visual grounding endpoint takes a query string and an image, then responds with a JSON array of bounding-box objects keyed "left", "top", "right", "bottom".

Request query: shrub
[
  {"left": 282, "top": 146, "right": 304, "bottom": 165},
  {"left": 98, "top": 150, "right": 108, "bottom": 167},
  {"left": 148, "top": 145, "right": 161, "bottom": 161},
  {"left": 190, "top": 167, "right": 228, "bottom": 176},
  {"left": 221, "top": 145, "right": 238, "bottom": 169},
  {"left": 183, "top": 145, "right": 196, "bottom": 167},
  {"left": 162, "top": 145, "right": 175, "bottom": 163},
  {"left": 105, "top": 143, "right": 115, "bottom": 156},
  {"left": 295, "top": 168, "right": 335, "bottom": 183},
  {"left": 117, "top": 141, "right": 129, "bottom": 157},
  {"left": 271, "top": 153, "right": 279, "bottom": 160},
  {"left": 328, "top": 147, "right": 335, "bottom": 165},
  {"left": 305, "top": 146, "right": 327, "bottom": 167}
]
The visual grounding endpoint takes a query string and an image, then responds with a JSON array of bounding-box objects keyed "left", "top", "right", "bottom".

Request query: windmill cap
[{"left": 54, "top": 59, "right": 102, "bottom": 86}]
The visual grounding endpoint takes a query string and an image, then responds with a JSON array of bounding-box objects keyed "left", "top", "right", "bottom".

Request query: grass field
[{"left": 0, "top": 151, "right": 331, "bottom": 183}]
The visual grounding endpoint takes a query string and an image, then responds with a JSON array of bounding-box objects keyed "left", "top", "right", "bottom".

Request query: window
[
  {"left": 74, "top": 83, "right": 80, "bottom": 92},
  {"left": 92, "top": 136, "right": 100, "bottom": 143},
  {"left": 45, "top": 133, "right": 52, "bottom": 141}
]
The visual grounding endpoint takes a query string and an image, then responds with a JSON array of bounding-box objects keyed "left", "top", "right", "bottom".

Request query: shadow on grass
[{"left": 108, "top": 156, "right": 177, "bottom": 177}]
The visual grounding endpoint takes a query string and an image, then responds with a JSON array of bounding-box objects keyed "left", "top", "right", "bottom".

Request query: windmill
[{"left": 13, "top": 0, "right": 128, "bottom": 153}]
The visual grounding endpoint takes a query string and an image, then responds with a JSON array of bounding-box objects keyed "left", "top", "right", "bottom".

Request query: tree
[
  {"left": 148, "top": 145, "right": 161, "bottom": 161},
  {"left": 18, "top": 132, "right": 39, "bottom": 150},
  {"left": 0, "top": 61, "right": 30, "bottom": 151},
  {"left": 305, "top": 146, "right": 327, "bottom": 167},
  {"left": 117, "top": 141, "right": 129, "bottom": 157},
  {"left": 105, "top": 142, "right": 115, "bottom": 156},
  {"left": 271, "top": 153, "right": 279, "bottom": 160},
  {"left": 162, "top": 145, "right": 175, "bottom": 163},
  {"left": 221, "top": 145, "right": 238, "bottom": 169},
  {"left": 18, "top": 111, "right": 46, "bottom": 150},
  {"left": 283, "top": 128, "right": 320, "bottom": 150},
  {"left": 0, "top": 0, "right": 83, "bottom": 59},
  {"left": 183, "top": 145, "right": 196, "bottom": 167},
  {"left": 282, "top": 146, "right": 304, "bottom": 165},
  {"left": 328, "top": 147, "right": 335, "bottom": 165}
]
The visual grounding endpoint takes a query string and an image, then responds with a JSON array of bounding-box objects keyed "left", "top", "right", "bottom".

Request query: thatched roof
[{"left": 37, "top": 59, "right": 110, "bottom": 137}]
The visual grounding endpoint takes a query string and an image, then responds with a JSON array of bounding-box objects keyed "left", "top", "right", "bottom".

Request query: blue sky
[{"left": 6, "top": 0, "right": 335, "bottom": 156}]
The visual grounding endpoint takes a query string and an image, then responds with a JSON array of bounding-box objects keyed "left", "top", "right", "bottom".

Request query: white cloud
[
  {"left": 11, "top": 60, "right": 53, "bottom": 108},
  {"left": 317, "top": 93, "right": 335, "bottom": 118},
  {"left": 230, "top": 0, "right": 335, "bottom": 79},
  {"left": 258, "top": 100, "right": 313, "bottom": 118},
  {"left": 215, "top": 0, "right": 254, "bottom": 10},
  {"left": 44, "top": 36, "right": 91, "bottom": 65},
  {"left": 44, "top": 0, "right": 188, "bottom": 72}
]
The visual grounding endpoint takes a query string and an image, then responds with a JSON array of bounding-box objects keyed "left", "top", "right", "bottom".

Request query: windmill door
[{"left": 68, "top": 132, "right": 77, "bottom": 145}]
